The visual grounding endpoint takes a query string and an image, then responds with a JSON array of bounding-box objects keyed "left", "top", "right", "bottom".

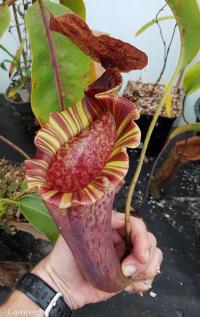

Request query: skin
[{"left": 1, "top": 212, "right": 163, "bottom": 315}]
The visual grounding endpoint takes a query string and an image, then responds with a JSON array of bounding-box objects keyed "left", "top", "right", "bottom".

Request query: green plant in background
[
  {"left": 125, "top": 0, "right": 200, "bottom": 240},
  {"left": 148, "top": 61, "right": 200, "bottom": 200},
  {"left": 0, "top": 193, "right": 59, "bottom": 242},
  {"left": 181, "top": 60, "right": 200, "bottom": 122},
  {"left": 183, "top": 60, "right": 200, "bottom": 107},
  {"left": 134, "top": 1, "right": 200, "bottom": 204},
  {"left": 0, "top": 139, "right": 59, "bottom": 241},
  {"left": 25, "top": 0, "right": 94, "bottom": 125},
  {"left": 0, "top": 41, "right": 31, "bottom": 100},
  {"left": 0, "top": 0, "right": 32, "bottom": 101},
  {"left": 0, "top": 0, "right": 94, "bottom": 242},
  {"left": 0, "top": 2, "right": 10, "bottom": 38},
  {"left": 60, "top": 0, "right": 86, "bottom": 20},
  {"left": 135, "top": 1, "right": 200, "bottom": 117},
  {"left": 135, "top": 4, "right": 177, "bottom": 90},
  {"left": 0, "top": 0, "right": 92, "bottom": 106},
  {"left": 135, "top": 16, "right": 175, "bottom": 37}
]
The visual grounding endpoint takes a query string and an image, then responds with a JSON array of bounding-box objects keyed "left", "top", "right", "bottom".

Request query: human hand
[{"left": 33, "top": 211, "right": 163, "bottom": 310}]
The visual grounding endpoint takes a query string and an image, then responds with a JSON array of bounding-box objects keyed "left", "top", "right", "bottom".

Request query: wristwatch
[{"left": 16, "top": 273, "right": 72, "bottom": 317}]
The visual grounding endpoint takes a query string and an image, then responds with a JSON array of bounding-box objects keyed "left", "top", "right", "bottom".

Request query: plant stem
[
  {"left": 175, "top": 69, "right": 184, "bottom": 88},
  {"left": 0, "top": 135, "right": 31, "bottom": 160},
  {"left": 154, "top": 23, "right": 177, "bottom": 87},
  {"left": 23, "top": 0, "right": 31, "bottom": 71},
  {"left": 0, "top": 44, "right": 24, "bottom": 80},
  {"left": 0, "top": 44, "right": 15, "bottom": 60},
  {"left": 38, "top": 0, "right": 65, "bottom": 111},
  {"left": 13, "top": 191, "right": 28, "bottom": 200},
  {"left": 125, "top": 58, "right": 182, "bottom": 247},
  {"left": 155, "top": 4, "right": 167, "bottom": 60},
  {"left": 12, "top": 3, "right": 27, "bottom": 70}
]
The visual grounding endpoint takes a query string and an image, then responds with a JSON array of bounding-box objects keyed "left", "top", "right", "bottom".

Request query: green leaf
[
  {"left": 0, "top": 61, "right": 8, "bottom": 71},
  {"left": 166, "top": 0, "right": 200, "bottom": 69},
  {"left": 135, "top": 16, "right": 174, "bottom": 37},
  {"left": 169, "top": 123, "right": 200, "bottom": 141},
  {"left": 8, "top": 81, "right": 25, "bottom": 98},
  {"left": 0, "top": 44, "right": 15, "bottom": 60},
  {"left": 0, "top": 198, "right": 15, "bottom": 217},
  {"left": 25, "top": 0, "right": 95, "bottom": 126},
  {"left": 18, "top": 194, "right": 59, "bottom": 243},
  {"left": 60, "top": 0, "right": 86, "bottom": 20},
  {"left": 183, "top": 61, "right": 200, "bottom": 95},
  {"left": 9, "top": 39, "right": 25, "bottom": 78},
  {"left": 0, "top": 4, "right": 11, "bottom": 38},
  {"left": 21, "top": 181, "right": 28, "bottom": 192}
]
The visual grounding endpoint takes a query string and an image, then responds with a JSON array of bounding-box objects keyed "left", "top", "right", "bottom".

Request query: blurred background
[{"left": 1, "top": 0, "right": 200, "bottom": 122}]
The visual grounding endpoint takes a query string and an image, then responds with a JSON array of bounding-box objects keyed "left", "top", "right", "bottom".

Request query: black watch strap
[{"left": 16, "top": 273, "right": 72, "bottom": 317}]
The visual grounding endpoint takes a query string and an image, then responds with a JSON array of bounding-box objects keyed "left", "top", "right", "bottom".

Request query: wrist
[{"left": 32, "top": 257, "right": 77, "bottom": 310}]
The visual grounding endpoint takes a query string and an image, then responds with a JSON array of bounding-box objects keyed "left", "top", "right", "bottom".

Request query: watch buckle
[{"left": 44, "top": 292, "right": 63, "bottom": 317}]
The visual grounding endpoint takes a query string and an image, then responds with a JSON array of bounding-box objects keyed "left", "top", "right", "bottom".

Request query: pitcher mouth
[{"left": 25, "top": 71, "right": 140, "bottom": 210}]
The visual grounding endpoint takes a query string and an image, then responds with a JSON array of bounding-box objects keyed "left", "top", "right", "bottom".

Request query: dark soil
[
  {"left": 123, "top": 81, "right": 181, "bottom": 118},
  {"left": 0, "top": 160, "right": 26, "bottom": 231}
]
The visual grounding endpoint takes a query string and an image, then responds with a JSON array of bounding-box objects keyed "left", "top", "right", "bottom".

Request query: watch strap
[{"left": 16, "top": 273, "right": 72, "bottom": 317}]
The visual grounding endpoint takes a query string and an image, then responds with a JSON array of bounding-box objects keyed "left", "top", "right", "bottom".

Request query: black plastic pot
[
  {"left": 4, "top": 89, "right": 33, "bottom": 118},
  {"left": 0, "top": 94, "right": 35, "bottom": 163},
  {"left": 4, "top": 90, "right": 39, "bottom": 133},
  {"left": 137, "top": 114, "right": 175, "bottom": 156}
]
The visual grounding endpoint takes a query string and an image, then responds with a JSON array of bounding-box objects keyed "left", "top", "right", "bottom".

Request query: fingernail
[{"left": 123, "top": 265, "right": 137, "bottom": 277}]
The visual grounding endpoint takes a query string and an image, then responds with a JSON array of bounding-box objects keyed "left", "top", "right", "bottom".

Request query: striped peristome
[{"left": 25, "top": 70, "right": 141, "bottom": 209}]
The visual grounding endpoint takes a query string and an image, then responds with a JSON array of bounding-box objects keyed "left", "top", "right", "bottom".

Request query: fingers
[
  {"left": 124, "top": 247, "right": 163, "bottom": 294},
  {"left": 121, "top": 232, "right": 155, "bottom": 276},
  {"left": 121, "top": 232, "right": 160, "bottom": 278},
  {"left": 112, "top": 211, "right": 163, "bottom": 294},
  {"left": 125, "top": 278, "right": 154, "bottom": 294},
  {"left": 134, "top": 247, "right": 163, "bottom": 281},
  {"left": 130, "top": 218, "right": 153, "bottom": 265},
  {"left": 122, "top": 226, "right": 157, "bottom": 278},
  {"left": 111, "top": 211, "right": 125, "bottom": 230},
  {"left": 112, "top": 212, "right": 154, "bottom": 265}
]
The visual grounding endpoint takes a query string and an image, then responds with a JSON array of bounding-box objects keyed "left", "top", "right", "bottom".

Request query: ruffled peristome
[{"left": 25, "top": 69, "right": 140, "bottom": 210}]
